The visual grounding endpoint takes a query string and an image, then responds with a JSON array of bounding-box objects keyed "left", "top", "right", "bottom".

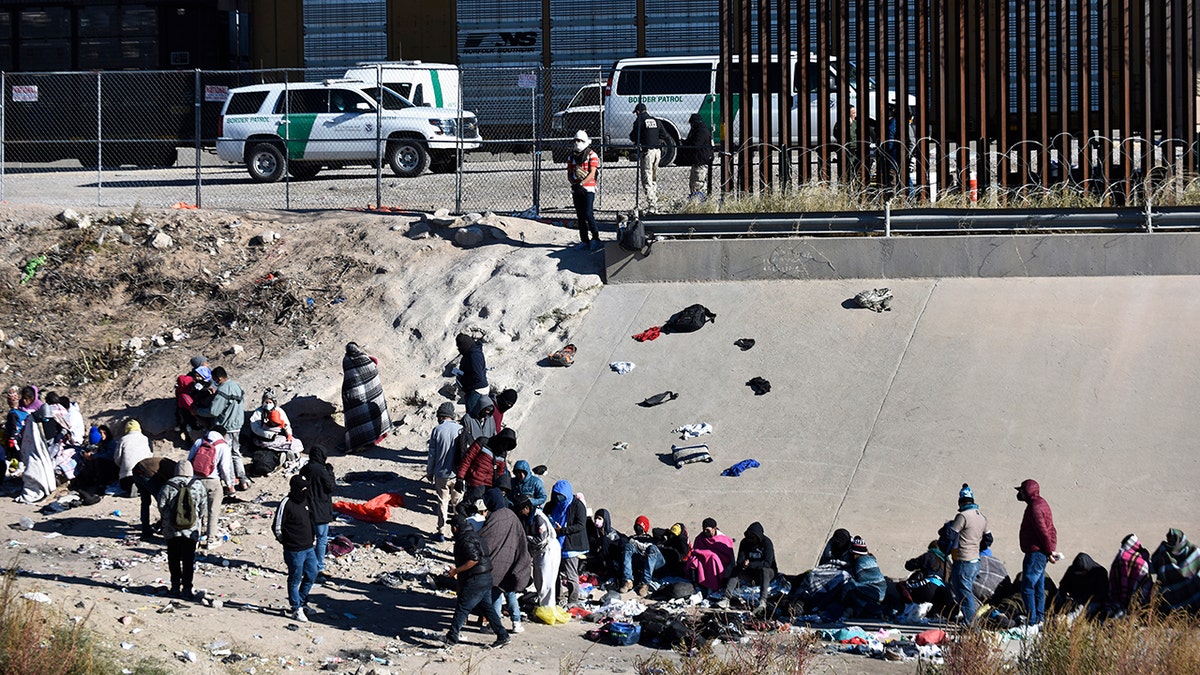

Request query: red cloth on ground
[
  {"left": 915, "top": 629, "right": 947, "bottom": 646},
  {"left": 332, "top": 492, "right": 405, "bottom": 523},
  {"left": 633, "top": 326, "right": 661, "bottom": 342}
]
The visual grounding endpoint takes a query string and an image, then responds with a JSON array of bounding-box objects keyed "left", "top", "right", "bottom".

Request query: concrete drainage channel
[{"left": 603, "top": 206, "right": 1200, "bottom": 283}]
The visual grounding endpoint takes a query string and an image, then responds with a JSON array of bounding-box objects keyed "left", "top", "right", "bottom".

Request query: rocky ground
[{"left": 0, "top": 204, "right": 912, "bottom": 674}]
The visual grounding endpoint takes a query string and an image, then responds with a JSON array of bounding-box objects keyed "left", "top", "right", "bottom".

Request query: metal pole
[
  {"left": 1, "top": 71, "right": 6, "bottom": 203},
  {"left": 284, "top": 73, "right": 290, "bottom": 210},
  {"left": 96, "top": 72, "right": 102, "bottom": 206},
  {"left": 884, "top": 199, "right": 891, "bottom": 237},
  {"left": 194, "top": 70, "right": 202, "bottom": 208},
  {"left": 455, "top": 69, "right": 463, "bottom": 214},
  {"left": 375, "top": 64, "right": 382, "bottom": 208},
  {"left": 530, "top": 67, "right": 539, "bottom": 216}
]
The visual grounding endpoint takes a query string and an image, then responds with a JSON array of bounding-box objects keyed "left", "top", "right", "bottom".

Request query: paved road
[
  {"left": 0, "top": 151, "right": 697, "bottom": 217},
  {"left": 519, "top": 275, "right": 1200, "bottom": 576}
]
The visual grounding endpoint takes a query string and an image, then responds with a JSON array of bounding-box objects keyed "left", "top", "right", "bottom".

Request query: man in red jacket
[{"left": 1016, "top": 478, "right": 1060, "bottom": 632}]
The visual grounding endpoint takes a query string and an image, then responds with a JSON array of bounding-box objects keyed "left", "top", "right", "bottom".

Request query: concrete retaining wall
[{"left": 604, "top": 233, "right": 1200, "bottom": 282}]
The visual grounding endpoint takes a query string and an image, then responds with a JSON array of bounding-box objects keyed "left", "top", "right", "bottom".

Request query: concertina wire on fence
[{"left": 0, "top": 67, "right": 1197, "bottom": 219}]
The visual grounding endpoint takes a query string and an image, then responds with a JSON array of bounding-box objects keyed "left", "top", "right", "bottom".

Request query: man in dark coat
[
  {"left": 444, "top": 515, "right": 510, "bottom": 649},
  {"left": 299, "top": 444, "right": 335, "bottom": 579},
  {"left": 455, "top": 334, "right": 488, "bottom": 414},
  {"left": 479, "top": 488, "right": 532, "bottom": 633},
  {"left": 719, "top": 521, "right": 777, "bottom": 610},
  {"left": 683, "top": 113, "right": 714, "bottom": 198}
]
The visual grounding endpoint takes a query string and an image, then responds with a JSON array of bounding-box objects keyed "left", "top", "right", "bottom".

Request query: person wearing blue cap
[{"left": 946, "top": 483, "right": 992, "bottom": 623}]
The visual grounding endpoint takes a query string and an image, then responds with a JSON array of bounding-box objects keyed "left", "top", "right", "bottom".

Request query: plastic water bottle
[{"left": 18, "top": 516, "right": 34, "bottom": 531}]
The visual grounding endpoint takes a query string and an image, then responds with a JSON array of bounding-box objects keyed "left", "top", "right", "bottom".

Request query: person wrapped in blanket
[
  {"left": 341, "top": 342, "right": 392, "bottom": 452},
  {"left": 246, "top": 388, "right": 303, "bottom": 476}
]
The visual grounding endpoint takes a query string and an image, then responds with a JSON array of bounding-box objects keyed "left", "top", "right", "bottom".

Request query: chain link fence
[{"left": 0, "top": 66, "right": 1197, "bottom": 216}]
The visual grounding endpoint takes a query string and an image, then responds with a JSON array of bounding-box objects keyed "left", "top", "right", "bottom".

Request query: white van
[
  {"left": 343, "top": 61, "right": 463, "bottom": 111},
  {"left": 603, "top": 53, "right": 907, "bottom": 165}
]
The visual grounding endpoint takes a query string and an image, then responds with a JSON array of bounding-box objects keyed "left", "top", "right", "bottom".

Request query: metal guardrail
[{"left": 640, "top": 205, "right": 1200, "bottom": 238}]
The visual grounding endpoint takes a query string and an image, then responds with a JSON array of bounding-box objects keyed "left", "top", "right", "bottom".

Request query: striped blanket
[{"left": 341, "top": 342, "right": 392, "bottom": 451}]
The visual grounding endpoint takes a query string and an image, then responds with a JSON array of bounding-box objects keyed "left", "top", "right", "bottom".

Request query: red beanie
[{"left": 635, "top": 515, "right": 650, "bottom": 534}]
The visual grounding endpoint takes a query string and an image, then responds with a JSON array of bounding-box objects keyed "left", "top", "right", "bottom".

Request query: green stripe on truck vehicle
[
  {"left": 430, "top": 69, "right": 444, "bottom": 108},
  {"left": 276, "top": 114, "right": 317, "bottom": 160},
  {"left": 698, "top": 93, "right": 740, "bottom": 143}
]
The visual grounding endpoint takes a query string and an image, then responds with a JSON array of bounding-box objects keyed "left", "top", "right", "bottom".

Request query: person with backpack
[
  {"left": 566, "top": 130, "right": 601, "bottom": 250},
  {"left": 157, "top": 459, "right": 207, "bottom": 600},
  {"left": 197, "top": 367, "right": 249, "bottom": 492},
  {"left": 187, "top": 428, "right": 234, "bottom": 549},
  {"left": 427, "top": 402, "right": 461, "bottom": 542},
  {"left": 273, "top": 474, "right": 318, "bottom": 623},
  {"left": 298, "top": 444, "right": 335, "bottom": 580}
]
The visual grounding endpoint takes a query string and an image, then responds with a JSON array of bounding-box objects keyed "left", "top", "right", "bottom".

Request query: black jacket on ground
[
  {"left": 453, "top": 524, "right": 493, "bottom": 579},
  {"left": 735, "top": 521, "right": 777, "bottom": 573},
  {"left": 299, "top": 446, "right": 335, "bottom": 524},
  {"left": 273, "top": 493, "right": 315, "bottom": 552}
]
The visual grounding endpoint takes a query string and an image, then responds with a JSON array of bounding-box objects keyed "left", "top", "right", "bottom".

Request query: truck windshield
[{"left": 360, "top": 87, "right": 415, "bottom": 110}]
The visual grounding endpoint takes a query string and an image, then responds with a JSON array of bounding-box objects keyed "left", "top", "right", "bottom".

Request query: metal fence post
[
  {"left": 455, "top": 71, "right": 463, "bottom": 214},
  {"left": 1, "top": 71, "right": 6, "bottom": 204},
  {"left": 530, "top": 68, "right": 539, "bottom": 217},
  {"left": 194, "top": 69, "right": 202, "bottom": 208},
  {"left": 96, "top": 72, "right": 102, "bottom": 206},
  {"left": 884, "top": 199, "right": 892, "bottom": 237},
  {"left": 375, "top": 64, "right": 382, "bottom": 209},
  {"left": 284, "top": 73, "right": 290, "bottom": 210}
]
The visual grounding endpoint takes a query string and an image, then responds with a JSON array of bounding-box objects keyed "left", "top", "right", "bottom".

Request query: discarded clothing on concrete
[
  {"left": 721, "top": 459, "right": 760, "bottom": 477},
  {"left": 674, "top": 422, "right": 712, "bottom": 439},
  {"left": 734, "top": 338, "right": 756, "bottom": 351},
  {"left": 746, "top": 377, "right": 771, "bottom": 395},
  {"left": 632, "top": 326, "right": 662, "bottom": 342},
  {"left": 332, "top": 492, "right": 405, "bottom": 523},
  {"left": 610, "top": 362, "right": 636, "bottom": 375},
  {"left": 853, "top": 288, "right": 893, "bottom": 312},
  {"left": 548, "top": 344, "right": 577, "bottom": 367},
  {"left": 639, "top": 391, "right": 677, "bottom": 407}
]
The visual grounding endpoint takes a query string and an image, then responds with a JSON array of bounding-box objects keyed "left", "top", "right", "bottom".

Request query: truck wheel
[
  {"left": 247, "top": 143, "right": 286, "bottom": 183},
  {"left": 658, "top": 133, "right": 677, "bottom": 167},
  {"left": 387, "top": 139, "right": 429, "bottom": 177}
]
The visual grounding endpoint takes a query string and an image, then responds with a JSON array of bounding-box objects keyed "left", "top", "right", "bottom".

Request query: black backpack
[
  {"left": 619, "top": 219, "right": 650, "bottom": 254},
  {"left": 664, "top": 304, "right": 716, "bottom": 333}
]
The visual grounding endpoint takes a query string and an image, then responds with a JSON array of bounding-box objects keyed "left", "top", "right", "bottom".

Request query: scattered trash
[
  {"left": 721, "top": 459, "right": 761, "bottom": 477},
  {"left": 638, "top": 391, "right": 677, "bottom": 408},
  {"left": 734, "top": 338, "right": 756, "bottom": 351},
  {"left": 16, "top": 516, "right": 33, "bottom": 531},
  {"left": 674, "top": 422, "right": 713, "bottom": 439},
  {"left": 853, "top": 288, "right": 893, "bottom": 312},
  {"left": 547, "top": 344, "right": 576, "bottom": 367},
  {"left": 609, "top": 361, "right": 636, "bottom": 375},
  {"left": 21, "top": 592, "right": 51, "bottom": 603},
  {"left": 632, "top": 326, "right": 662, "bottom": 342},
  {"left": 746, "top": 377, "right": 772, "bottom": 395},
  {"left": 611, "top": 441, "right": 628, "bottom": 452}
]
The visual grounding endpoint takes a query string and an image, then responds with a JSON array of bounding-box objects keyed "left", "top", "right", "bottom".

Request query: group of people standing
[{"left": 565, "top": 103, "right": 715, "bottom": 249}]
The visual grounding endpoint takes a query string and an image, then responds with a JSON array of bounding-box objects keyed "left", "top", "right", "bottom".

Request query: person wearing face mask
[{"left": 566, "top": 130, "right": 601, "bottom": 251}]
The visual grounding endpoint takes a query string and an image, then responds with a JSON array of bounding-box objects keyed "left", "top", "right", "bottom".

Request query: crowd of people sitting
[
  {"left": 3, "top": 334, "right": 1199, "bottom": 651},
  {"left": 425, "top": 335, "right": 1200, "bottom": 649}
]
